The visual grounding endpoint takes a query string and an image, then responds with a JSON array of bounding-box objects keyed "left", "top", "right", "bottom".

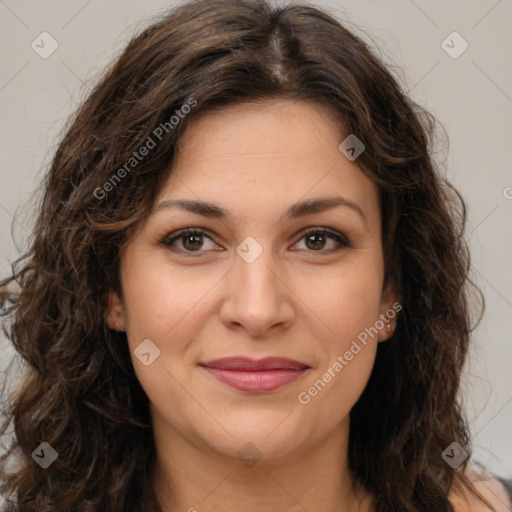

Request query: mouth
[{"left": 198, "top": 357, "right": 310, "bottom": 393}]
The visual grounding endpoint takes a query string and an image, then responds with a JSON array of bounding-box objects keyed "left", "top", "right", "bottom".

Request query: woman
[{"left": 0, "top": 0, "right": 510, "bottom": 510}]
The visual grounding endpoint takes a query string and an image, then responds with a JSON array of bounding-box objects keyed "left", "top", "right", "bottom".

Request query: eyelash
[{"left": 160, "top": 227, "right": 351, "bottom": 255}]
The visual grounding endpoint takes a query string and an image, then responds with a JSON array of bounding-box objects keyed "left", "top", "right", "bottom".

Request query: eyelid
[
  {"left": 160, "top": 226, "right": 351, "bottom": 253},
  {"left": 160, "top": 228, "right": 220, "bottom": 251},
  {"left": 296, "top": 226, "right": 351, "bottom": 248}
]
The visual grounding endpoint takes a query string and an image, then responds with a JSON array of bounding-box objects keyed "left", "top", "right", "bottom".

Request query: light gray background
[{"left": 0, "top": 0, "right": 511, "bottom": 481}]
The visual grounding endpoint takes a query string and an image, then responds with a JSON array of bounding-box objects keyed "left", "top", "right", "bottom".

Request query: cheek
[
  {"left": 304, "top": 340, "right": 377, "bottom": 428},
  {"left": 294, "top": 260, "right": 382, "bottom": 414},
  {"left": 120, "top": 255, "right": 212, "bottom": 346},
  {"left": 120, "top": 263, "right": 200, "bottom": 422},
  {"left": 119, "top": 254, "right": 225, "bottom": 404},
  {"left": 298, "top": 258, "right": 383, "bottom": 345}
]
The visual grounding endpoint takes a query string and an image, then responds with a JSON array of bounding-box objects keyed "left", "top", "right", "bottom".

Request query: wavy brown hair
[{"left": 0, "top": 0, "right": 492, "bottom": 510}]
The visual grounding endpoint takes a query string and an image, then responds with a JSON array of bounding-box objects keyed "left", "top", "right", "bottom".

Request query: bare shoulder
[{"left": 449, "top": 472, "right": 512, "bottom": 512}]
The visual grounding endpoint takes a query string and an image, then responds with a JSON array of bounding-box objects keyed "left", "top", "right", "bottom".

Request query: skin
[
  {"left": 105, "top": 98, "right": 398, "bottom": 512},
  {"left": 104, "top": 98, "right": 512, "bottom": 512},
  {"left": 450, "top": 474, "right": 512, "bottom": 512}
]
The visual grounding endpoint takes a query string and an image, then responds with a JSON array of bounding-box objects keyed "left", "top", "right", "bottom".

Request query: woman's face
[{"left": 106, "top": 99, "right": 396, "bottom": 464}]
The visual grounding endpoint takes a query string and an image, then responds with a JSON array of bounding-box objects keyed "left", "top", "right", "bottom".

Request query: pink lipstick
[{"left": 199, "top": 356, "right": 309, "bottom": 392}]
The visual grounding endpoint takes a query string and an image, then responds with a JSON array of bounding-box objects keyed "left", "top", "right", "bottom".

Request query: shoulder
[{"left": 449, "top": 472, "right": 512, "bottom": 512}]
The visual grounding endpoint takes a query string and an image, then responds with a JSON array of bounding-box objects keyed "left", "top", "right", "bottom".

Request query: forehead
[
  {"left": 156, "top": 99, "right": 380, "bottom": 230},
  {"left": 173, "top": 98, "right": 344, "bottom": 164}
]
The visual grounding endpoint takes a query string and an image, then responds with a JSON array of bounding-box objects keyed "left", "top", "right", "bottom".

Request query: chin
[{"left": 208, "top": 412, "right": 311, "bottom": 463}]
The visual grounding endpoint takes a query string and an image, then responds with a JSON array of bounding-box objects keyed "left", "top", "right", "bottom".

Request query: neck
[{"left": 151, "top": 415, "right": 372, "bottom": 512}]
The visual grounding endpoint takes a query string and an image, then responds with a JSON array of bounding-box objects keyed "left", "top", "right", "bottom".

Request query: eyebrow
[{"left": 152, "top": 196, "right": 368, "bottom": 225}]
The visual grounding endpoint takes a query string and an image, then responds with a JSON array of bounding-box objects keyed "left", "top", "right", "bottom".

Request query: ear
[
  {"left": 377, "top": 282, "right": 400, "bottom": 342},
  {"left": 104, "top": 289, "right": 126, "bottom": 332}
]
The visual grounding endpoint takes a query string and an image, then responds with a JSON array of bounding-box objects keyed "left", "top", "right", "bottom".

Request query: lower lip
[{"left": 201, "top": 367, "right": 307, "bottom": 392}]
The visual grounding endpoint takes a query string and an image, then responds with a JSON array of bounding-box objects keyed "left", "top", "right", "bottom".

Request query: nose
[{"left": 219, "top": 242, "right": 295, "bottom": 338}]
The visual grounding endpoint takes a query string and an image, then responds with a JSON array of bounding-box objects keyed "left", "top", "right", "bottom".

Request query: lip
[{"left": 199, "top": 357, "right": 310, "bottom": 392}]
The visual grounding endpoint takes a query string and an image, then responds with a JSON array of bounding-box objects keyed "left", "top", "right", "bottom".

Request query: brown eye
[
  {"left": 161, "top": 229, "right": 218, "bottom": 253},
  {"left": 294, "top": 228, "right": 350, "bottom": 253},
  {"left": 305, "top": 232, "right": 327, "bottom": 250},
  {"left": 182, "top": 233, "right": 204, "bottom": 251}
]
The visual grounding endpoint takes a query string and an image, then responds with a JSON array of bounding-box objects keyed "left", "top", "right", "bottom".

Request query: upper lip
[{"left": 199, "top": 357, "right": 309, "bottom": 371}]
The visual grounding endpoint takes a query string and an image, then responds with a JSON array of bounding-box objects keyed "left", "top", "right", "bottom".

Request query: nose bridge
[
  {"left": 233, "top": 235, "right": 279, "bottom": 303},
  {"left": 221, "top": 234, "right": 293, "bottom": 335}
]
